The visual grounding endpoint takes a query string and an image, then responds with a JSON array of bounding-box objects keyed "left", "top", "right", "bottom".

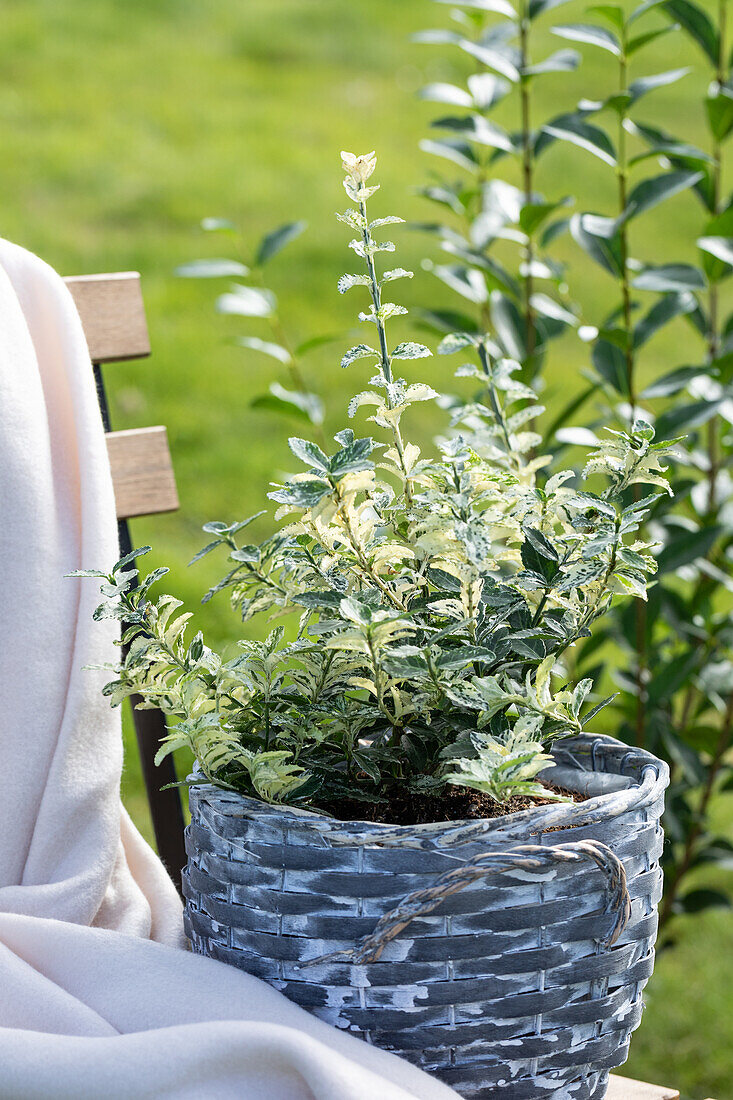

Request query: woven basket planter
[{"left": 183, "top": 734, "right": 668, "bottom": 1100}]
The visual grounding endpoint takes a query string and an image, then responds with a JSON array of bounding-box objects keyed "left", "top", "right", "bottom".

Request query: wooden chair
[
  {"left": 68, "top": 270, "right": 688, "bottom": 1100},
  {"left": 66, "top": 271, "right": 186, "bottom": 886},
  {"left": 606, "top": 1077, "right": 678, "bottom": 1099}
]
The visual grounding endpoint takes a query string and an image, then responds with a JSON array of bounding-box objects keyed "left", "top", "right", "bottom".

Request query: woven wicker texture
[{"left": 184, "top": 735, "right": 668, "bottom": 1099}]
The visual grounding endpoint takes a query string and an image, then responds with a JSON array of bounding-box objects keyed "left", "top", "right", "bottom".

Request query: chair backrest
[{"left": 66, "top": 272, "right": 186, "bottom": 888}]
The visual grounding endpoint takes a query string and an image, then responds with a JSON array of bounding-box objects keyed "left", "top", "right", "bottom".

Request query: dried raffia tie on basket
[{"left": 298, "top": 839, "right": 631, "bottom": 968}]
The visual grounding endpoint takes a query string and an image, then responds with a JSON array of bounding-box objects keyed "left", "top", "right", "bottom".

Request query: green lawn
[{"left": 2, "top": 2, "right": 730, "bottom": 1096}]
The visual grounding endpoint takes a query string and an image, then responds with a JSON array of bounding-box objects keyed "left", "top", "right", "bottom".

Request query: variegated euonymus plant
[{"left": 76, "top": 151, "right": 676, "bottom": 813}]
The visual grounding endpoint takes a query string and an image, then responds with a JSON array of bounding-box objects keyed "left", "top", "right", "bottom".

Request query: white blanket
[{"left": 0, "top": 239, "right": 456, "bottom": 1100}]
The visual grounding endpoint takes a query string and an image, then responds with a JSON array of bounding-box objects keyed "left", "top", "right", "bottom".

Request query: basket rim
[{"left": 189, "top": 734, "right": 669, "bottom": 849}]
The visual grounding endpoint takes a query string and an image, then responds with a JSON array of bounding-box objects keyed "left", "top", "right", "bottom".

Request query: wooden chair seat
[
  {"left": 69, "top": 270, "right": 685, "bottom": 1100},
  {"left": 608, "top": 1075, "right": 679, "bottom": 1099}
]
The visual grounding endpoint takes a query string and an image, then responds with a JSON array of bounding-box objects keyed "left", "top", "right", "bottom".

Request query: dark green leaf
[
  {"left": 587, "top": 4, "right": 625, "bottom": 30},
  {"left": 434, "top": 0, "right": 517, "bottom": 13},
  {"left": 570, "top": 214, "right": 623, "bottom": 277},
  {"left": 251, "top": 384, "right": 324, "bottom": 426},
  {"left": 582, "top": 693, "right": 618, "bottom": 725},
  {"left": 467, "top": 72, "right": 511, "bottom": 109},
  {"left": 434, "top": 264, "right": 488, "bottom": 304},
  {"left": 188, "top": 541, "right": 223, "bottom": 566},
  {"left": 417, "top": 308, "right": 480, "bottom": 335},
  {"left": 634, "top": 292, "right": 697, "bottom": 348},
  {"left": 216, "top": 286, "right": 275, "bottom": 317},
  {"left": 541, "top": 217, "right": 572, "bottom": 246},
  {"left": 351, "top": 751, "right": 381, "bottom": 784},
  {"left": 625, "top": 170, "right": 703, "bottom": 220},
  {"left": 641, "top": 365, "right": 706, "bottom": 398},
  {"left": 419, "top": 138, "right": 480, "bottom": 173},
  {"left": 139, "top": 567, "right": 169, "bottom": 597},
  {"left": 441, "top": 239, "right": 520, "bottom": 296},
  {"left": 661, "top": 0, "right": 719, "bottom": 62},
  {"left": 655, "top": 399, "right": 722, "bottom": 437},
  {"left": 693, "top": 839, "right": 733, "bottom": 871},
  {"left": 237, "top": 337, "right": 291, "bottom": 363},
  {"left": 417, "top": 82, "right": 473, "bottom": 108},
  {"left": 531, "top": 293, "right": 576, "bottom": 327},
  {"left": 329, "top": 437, "right": 375, "bottom": 478},
  {"left": 268, "top": 480, "right": 330, "bottom": 508},
  {"left": 656, "top": 525, "right": 722, "bottom": 573},
  {"left": 519, "top": 199, "right": 571, "bottom": 236},
  {"left": 632, "top": 264, "right": 706, "bottom": 293},
  {"left": 592, "top": 339, "right": 629, "bottom": 395},
  {"left": 491, "top": 292, "right": 526, "bottom": 360},
  {"left": 626, "top": 120, "right": 713, "bottom": 168},
  {"left": 676, "top": 888, "right": 731, "bottom": 914},
  {"left": 521, "top": 529, "right": 560, "bottom": 583},
  {"left": 706, "top": 81, "right": 733, "bottom": 141},
  {"left": 627, "top": 23, "right": 678, "bottom": 55},
  {"left": 431, "top": 114, "right": 515, "bottom": 153},
  {"left": 543, "top": 116, "right": 616, "bottom": 165},
  {"left": 523, "top": 526, "right": 560, "bottom": 561},
  {"left": 175, "top": 259, "right": 250, "bottom": 278},
  {"left": 114, "top": 546, "right": 152, "bottom": 573},
  {"left": 295, "top": 333, "right": 344, "bottom": 356},
  {"left": 446, "top": 645, "right": 496, "bottom": 667},
  {"left": 459, "top": 39, "right": 521, "bottom": 83},
  {"left": 255, "top": 221, "right": 307, "bottom": 266},
  {"left": 552, "top": 23, "right": 621, "bottom": 55},
  {"left": 663, "top": 728, "right": 708, "bottom": 785},
  {"left": 698, "top": 235, "right": 733, "bottom": 279},
  {"left": 542, "top": 384, "right": 595, "bottom": 444},
  {"left": 288, "top": 437, "right": 330, "bottom": 472},
  {"left": 524, "top": 49, "right": 580, "bottom": 75},
  {"left": 628, "top": 68, "right": 690, "bottom": 102},
  {"left": 293, "top": 591, "right": 345, "bottom": 614},
  {"left": 648, "top": 648, "right": 702, "bottom": 703},
  {"left": 528, "top": 0, "right": 572, "bottom": 17}
]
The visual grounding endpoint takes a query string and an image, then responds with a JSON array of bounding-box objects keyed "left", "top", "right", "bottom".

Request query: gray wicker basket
[{"left": 183, "top": 735, "right": 668, "bottom": 1099}]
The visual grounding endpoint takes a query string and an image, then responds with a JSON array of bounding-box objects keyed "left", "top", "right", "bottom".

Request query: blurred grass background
[{"left": 1, "top": 1, "right": 730, "bottom": 1095}]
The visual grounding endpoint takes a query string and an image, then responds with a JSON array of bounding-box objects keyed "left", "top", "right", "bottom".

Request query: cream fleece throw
[{"left": 0, "top": 239, "right": 456, "bottom": 1100}]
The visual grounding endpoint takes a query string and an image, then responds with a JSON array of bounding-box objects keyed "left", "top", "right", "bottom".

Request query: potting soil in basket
[{"left": 183, "top": 734, "right": 668, "bottom": 1100}]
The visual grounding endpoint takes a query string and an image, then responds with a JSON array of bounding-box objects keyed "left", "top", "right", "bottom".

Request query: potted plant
[{"left": 78, "top": 152, "right": 671, "bottom": 1100}]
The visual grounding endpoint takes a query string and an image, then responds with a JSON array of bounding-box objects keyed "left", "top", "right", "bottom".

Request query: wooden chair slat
[
  {"left": 65, "top": 272, "right": 151, "bottom": 364},
  {"left": 106, "top": 426, "right": 179, "bottom": 519},
  {"left": 68, "top": 269, "right": 186, "bottom": 888},
  {"left": 607, "top": 1074, "right": 679, "bottom": 1099}
]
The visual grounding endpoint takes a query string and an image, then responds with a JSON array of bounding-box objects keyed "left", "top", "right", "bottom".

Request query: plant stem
[
  {"left": 614, "top": 41, "right": 648, "bottom": 746},
  {"left": 706, "top": 0, "right": 728, "bottom": 512},
  {"left": 659, "top": 694, "right": 733, "bottom": 928},
  {"left": 359, "top": 202, "right": 393, "bottom": 390},
  {"left": 477, "top": 341, "right": 513, "bottom": 454},
  {"left": 616, "top": 50, "right": 635, "bottom": 419},
  {"left": 366, "top": 632, "right": 398, "bottom": 729},
  {"left": 358, "top": 198, "right": 414, "bottom": 505},
  {"left": 334, "top": 481, "right": 406, "bottom": 611},
  {"left": 519, "top": 0, "right": 536, "bottom": 365}
]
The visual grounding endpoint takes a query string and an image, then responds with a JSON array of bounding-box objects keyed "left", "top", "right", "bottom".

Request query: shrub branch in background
[
  {"left": 74, "top": 153, "right": 668, "bottom": 817},
  {"left": 176, "top": 216, "right": 330, "bottom": 442},
  {"left": 415, "top": 0, "right": 580, "bottom": 384},
  {"left": 414, "top": 0, "right": 733, "bottom": 930}
]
